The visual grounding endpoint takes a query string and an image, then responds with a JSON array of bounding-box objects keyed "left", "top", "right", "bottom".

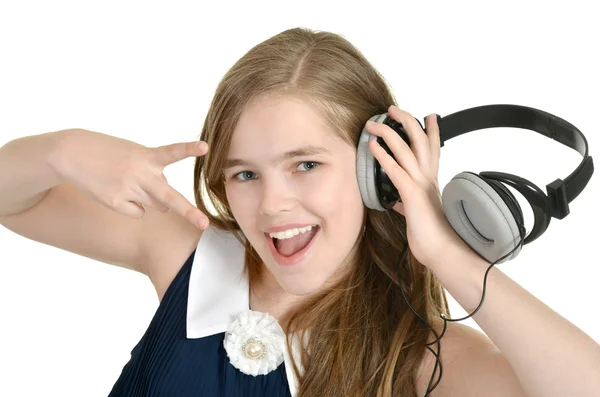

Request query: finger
[
  {"left": 366, "top": 120, "right": 426, "bottom": 186},
  {"left": 139, "top": 189, "right": 170, "bottom": 212},
  {"left": 146, "top": 179, "right": 208, "bottom": 228},
  {"left": 129, "top": 184, "right": 170, "bottom": 212},
  {"left": 387, "top": 105, "right": 430, "bottom": 169},
  {"left": 109, "top": 200, "right": 146, "bottom": 219},
  {"left": 425, "top": 114, "right": 441, "bottom": 178},
  {"left": 369, "top": 138, "right": 417, "bottom": 200},
  {"left": 153, "top": 141, "right": 209, "bottom": 167}
]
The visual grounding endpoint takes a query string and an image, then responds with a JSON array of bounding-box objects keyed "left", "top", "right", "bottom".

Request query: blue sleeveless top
[{"left": 108, "top": 226, "right": 303, "bottom": 396}]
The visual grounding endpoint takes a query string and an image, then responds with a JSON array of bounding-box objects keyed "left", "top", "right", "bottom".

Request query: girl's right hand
[{"left": 49, "top": 129, "right": 210, "bottom": 229}]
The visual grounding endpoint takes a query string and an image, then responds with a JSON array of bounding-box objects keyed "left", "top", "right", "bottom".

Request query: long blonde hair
[{"left": 193, "top": 27, "right": 450, "bottom": 397}]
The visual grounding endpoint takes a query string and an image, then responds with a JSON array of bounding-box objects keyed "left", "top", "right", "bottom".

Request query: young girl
[{"left": 1, "top": 27, "right": 598, "bottom": 397}]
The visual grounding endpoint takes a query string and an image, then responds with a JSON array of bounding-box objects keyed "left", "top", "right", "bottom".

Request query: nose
[{"left": 258, "top": 175, "right": 296, "bottom": 216}]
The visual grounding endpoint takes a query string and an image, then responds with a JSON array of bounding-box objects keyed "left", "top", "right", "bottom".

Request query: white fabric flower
[{"left": 223, "top": 310, "right": 286, "bottom": 376}]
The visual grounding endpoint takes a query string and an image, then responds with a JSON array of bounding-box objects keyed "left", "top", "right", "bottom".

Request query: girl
[{"left": 1, "top": 27, "right": 598, "bottom": 397}]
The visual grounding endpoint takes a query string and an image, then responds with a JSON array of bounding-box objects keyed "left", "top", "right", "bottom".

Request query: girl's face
[{"left": 223, "top": 94, "right": 365, "bottom": 297}]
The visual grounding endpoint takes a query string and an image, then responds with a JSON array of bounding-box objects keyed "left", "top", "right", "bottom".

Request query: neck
[{"left": 249, "top": 272, "right": 303, "bottom": 331}]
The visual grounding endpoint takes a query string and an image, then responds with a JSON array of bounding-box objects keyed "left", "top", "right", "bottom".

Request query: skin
[{"left": 223, "top": 94, "right": 365, "bottom": 325}]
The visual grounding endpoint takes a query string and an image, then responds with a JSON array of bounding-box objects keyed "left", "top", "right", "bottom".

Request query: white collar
[{"left": 185, "top": 226, "right": 304, "bottom": 396}]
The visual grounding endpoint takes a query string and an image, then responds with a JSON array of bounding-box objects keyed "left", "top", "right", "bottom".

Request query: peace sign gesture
[{"left": 51, "top": 129, "right": 211, "bottom": 229}]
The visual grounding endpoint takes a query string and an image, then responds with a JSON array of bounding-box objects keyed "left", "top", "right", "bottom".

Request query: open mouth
[{"left": 266, "top": 225, "right": 320, "bottom": 266}]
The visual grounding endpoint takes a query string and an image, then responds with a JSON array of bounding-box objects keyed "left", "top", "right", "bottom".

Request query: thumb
[{"left": 154, "top": 141, "right": 208, "bottom": 166}]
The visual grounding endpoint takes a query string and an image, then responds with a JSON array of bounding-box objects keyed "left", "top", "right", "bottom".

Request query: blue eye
[
  {"left": 297, "top": 161, "right": 320, "bottom": 172},
  {"left": 232, "top": 161, "right": 321, "bottom": 182},
  {"left": 234, "top": 171, "right": 257, "bottom": 182}
]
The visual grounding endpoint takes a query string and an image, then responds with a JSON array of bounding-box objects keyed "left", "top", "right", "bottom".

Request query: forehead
[{"left": 227, "top": 94, "right": 345, "bottom": 159}]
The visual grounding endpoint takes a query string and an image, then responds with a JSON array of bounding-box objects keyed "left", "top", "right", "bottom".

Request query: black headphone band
[{"left": 436, "top": 104, "right": 594, "bottom": 219}]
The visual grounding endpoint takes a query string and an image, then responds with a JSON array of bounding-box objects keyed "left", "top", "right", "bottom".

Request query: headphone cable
[{"left": 397, "top": 226, "right": 527, "bottom": 396}]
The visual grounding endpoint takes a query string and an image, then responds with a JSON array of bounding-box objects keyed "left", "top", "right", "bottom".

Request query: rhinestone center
[{"left": 242, "top": 338, "right": 267, "bottom": 360}]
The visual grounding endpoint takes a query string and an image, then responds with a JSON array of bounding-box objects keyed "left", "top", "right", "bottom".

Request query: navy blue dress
[{"left": 107, "top": 242, "right": 294, "bottom": 397}]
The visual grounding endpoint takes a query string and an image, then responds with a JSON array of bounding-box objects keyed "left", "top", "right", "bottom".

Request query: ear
[{"left": 392, "top": 202, "right": 405, "bottom": 216}]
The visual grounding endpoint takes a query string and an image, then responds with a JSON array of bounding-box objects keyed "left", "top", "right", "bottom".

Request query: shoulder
[
  {"left": 142, "top": 209, "right": 203, "bottom": 301},
  {"left": 415, "top": 318, "right": 527, "bottom": 397}
]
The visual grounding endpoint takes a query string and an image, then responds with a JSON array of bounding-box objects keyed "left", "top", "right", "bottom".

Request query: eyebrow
[{"left": 223, "top": 145, "right": 332, "bottom": 170}]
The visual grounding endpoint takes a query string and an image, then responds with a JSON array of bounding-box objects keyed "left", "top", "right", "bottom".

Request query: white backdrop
[{"left": 1, "top": 1, "right": 598, "bottom": 396}]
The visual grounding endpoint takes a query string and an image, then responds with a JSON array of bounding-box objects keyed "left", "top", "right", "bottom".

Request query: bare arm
[
  {"left": 0, "top": 129, "right": 207, "bottom": 285},
  {"left": 0, "top": 129, "right": 67, "bottom": 216}
]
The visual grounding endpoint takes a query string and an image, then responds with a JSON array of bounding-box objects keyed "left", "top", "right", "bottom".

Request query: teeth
[{"left": 269, "top": 225, "right": 315, "bottom": 240}]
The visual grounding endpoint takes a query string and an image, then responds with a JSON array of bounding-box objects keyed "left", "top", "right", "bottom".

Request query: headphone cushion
[
  {"left": 442, "top": 172, "right": 523, "bottom": 263},
  {"left": 357, "top": 114, "right": 388, "bottom": 211}
]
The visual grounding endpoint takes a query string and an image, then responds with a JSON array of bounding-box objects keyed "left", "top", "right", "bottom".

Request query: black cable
[{"left": 397, "top": 225, "right": 527, "bottom": 396}]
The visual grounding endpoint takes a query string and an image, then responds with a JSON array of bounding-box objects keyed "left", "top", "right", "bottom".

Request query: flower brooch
[{"left": 223, "top": 310, "right": 286, "bottom": 376}]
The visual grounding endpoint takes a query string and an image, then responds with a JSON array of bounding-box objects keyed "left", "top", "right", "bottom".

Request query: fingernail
[
  {"left": 197, "top": 141, "right": 207, "bottom": 150},
  {"left": 196, "top": 219, "right": 207, "bottom": 229}
]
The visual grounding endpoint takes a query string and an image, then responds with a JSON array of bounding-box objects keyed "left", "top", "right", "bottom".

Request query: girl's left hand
[{"left": 367, "top": 105, "right": 471, "bottom": 271}]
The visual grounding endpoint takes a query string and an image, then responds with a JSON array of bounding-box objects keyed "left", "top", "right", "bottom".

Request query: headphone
[
  {"left": 357, "top": 104, "right": 594, "bottom": 395},
  {"left": 357, "top": 104, "right": 594, "bottom": 265}
]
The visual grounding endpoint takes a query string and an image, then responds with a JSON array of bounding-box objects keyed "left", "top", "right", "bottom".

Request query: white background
[{"left": 1, "top": 1, "right": 599, "bottom": 396}]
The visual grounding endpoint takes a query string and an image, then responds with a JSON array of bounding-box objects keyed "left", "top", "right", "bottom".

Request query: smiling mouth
[{"left": 269, "top": 226, "right": 320, "bottom": 257}]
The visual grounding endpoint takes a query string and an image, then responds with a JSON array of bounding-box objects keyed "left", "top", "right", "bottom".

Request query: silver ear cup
[
  {"left": 442, "top": 172, "right": 523, "bottom": 264},
  {"left": 357, "top": 114, "right": 389, "bottom": 211}
]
